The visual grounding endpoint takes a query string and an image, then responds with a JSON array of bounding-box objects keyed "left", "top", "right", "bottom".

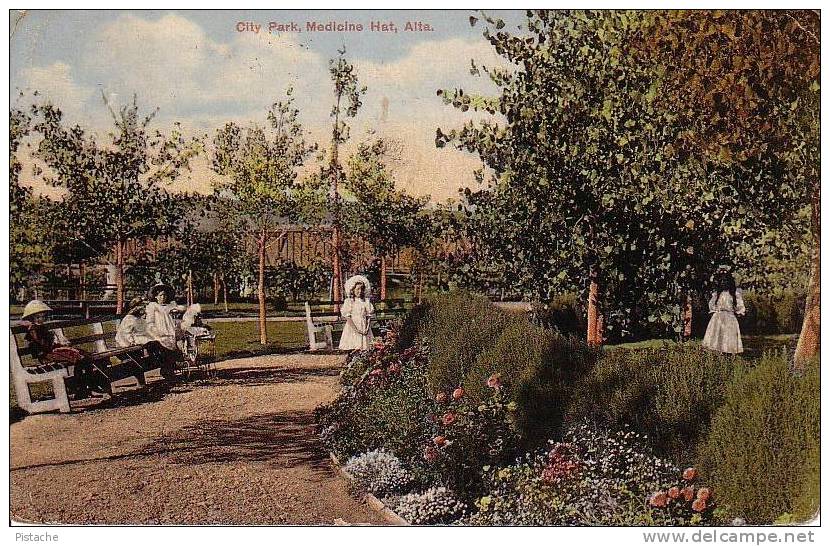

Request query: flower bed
[{"left": 316, "top": 321, "right": 723, "bottom": 526}]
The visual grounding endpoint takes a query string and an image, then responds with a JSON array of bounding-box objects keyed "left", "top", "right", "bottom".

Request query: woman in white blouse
[{"left": 702, "top": 270, "right": 746, "bottom": 354}]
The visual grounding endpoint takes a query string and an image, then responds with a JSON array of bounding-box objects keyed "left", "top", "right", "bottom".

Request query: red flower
[
  {"left": 649, "top": 491, "right": 669, "bottom": 508},
  {"left": 486, "top": 373, "right": 502, "bottom": 390},
  {"left": 373, "top": 339, "right": 385, "bottom": 350},
  {"left": 433, "top": 435, "right": 447, "bottom": 447},
  {"left": 387, "top": 362, "right": 401, "bottom": 374},
  {"left": 692, "top": 498, "right": 707, "bottom": 512},
  {"left": 696, "top": 487, "right": 711, "bottom": 502},
  {"left": 452, "top": 387, "right": 465, "bottom": 400},
  {"left": 423, "top": 446, "right": 439, "bottom": 462},
  {"left": 442, "top": 412, "right": 456, "bottom": 426},
  {"left": 435, "top": 392, "right": 448, "bottom": 403},
  {"left": 667, "top": 486, "right": 681, "bottom": 500},
  {"left": 681, "top": 486, "right": 695, "bottom": 502},
  {"left": 682, "top": 467, "right": 698, "bottom": 481}
]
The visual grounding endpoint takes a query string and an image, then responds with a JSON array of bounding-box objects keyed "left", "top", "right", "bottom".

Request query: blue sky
[{"left": 10, "top": 9, "right": 527, "bottom": 201}]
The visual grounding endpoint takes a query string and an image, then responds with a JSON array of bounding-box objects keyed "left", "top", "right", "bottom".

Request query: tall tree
[
  {"left": 30, "top": 94, "right": 200, "bottom": 312},
  {"left": 326, "top": 48, "right": 367, "bottom": 305},
  {"left": 439, "top": 11, "right": 738, "bottom": 343},
  {"left": 639, "top": 10, "right": 820, "bottom": 366},
  {"left": 211, "top": 89, "right": 320, "bottom": 344},
  {"left": 344, "top": 138, "right": 430, "bottom": 299},
  {"left": 9, "top": 106, "right": 52, "bottom": 300}
]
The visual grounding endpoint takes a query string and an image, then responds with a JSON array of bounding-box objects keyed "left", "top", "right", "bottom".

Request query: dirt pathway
[{"left": 10, "top": 354, "right": 385, "bottom": 525}]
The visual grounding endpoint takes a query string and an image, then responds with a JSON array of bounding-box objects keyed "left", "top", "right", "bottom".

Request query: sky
[{"left": 9, "top": 9, "right": 528, "bottom": 202}]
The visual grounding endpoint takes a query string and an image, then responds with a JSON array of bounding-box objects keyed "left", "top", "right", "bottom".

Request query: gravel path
[{"left": 10, "top": 354, "right": 385, "bottom": 525}]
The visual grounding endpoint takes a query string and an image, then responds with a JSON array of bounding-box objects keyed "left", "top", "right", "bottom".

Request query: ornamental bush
[
  {"left": 394, "top": 487, "right": 466, "bottom": 525},
  {"left": 698, "top": 352, "right": 819, "bottom": 524},
  {"left": 343, "top": 450, "right": 413, "bottom": 497}
]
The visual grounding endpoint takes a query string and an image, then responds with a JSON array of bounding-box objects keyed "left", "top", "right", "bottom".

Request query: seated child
[{"left": 22, "top": 300, "right": 110, "bottom": 398}]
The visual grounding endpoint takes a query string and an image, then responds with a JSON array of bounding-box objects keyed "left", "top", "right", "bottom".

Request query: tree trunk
[
  {"left": 79, "top": 261, "right": 86, "bottom": 301},
  {"left": 187, "top": 269, "right": 194, "bottom": 306},
  {"left": 586, "top": 267, "right": 602, "bottom": 346},
  {"left": 332, "top": 226, "right": 342, "bottom": 306},
  {"left": 115, "top": 238, "right": 125, "bottom": 314},
  {"left": 258, "top": 231, "right": 268, "bottom": 345},
  {"left": 213, "top": 272, "right": 220, "bottom": 305},
  {"left": 222, "top": 272, "right": 229, "bottom": 313},
  {"left": 794, "top": 200, "right": 820, "bottom": 369},
  {"left": 380, "top": 255, "right": 387, "bottom": 300},
  {"left": 683, "top": 293, "right": 693, "bottom": 339}
]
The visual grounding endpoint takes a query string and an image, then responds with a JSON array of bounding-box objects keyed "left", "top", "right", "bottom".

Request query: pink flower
[
  {"left": 696, "top": 487, "right": 711, "bottom": 502},
  {"left": 369, "top": 368, "right": 384, "bottom": 377},
  {"left": 373, "top": 339, "right": 385, "bottom": 350},
  {"left": 486, "top": 373, "right": 502, "bottom": 390},
  {"left": 387, "top": 362, "right": 401, "bottom": 374},
  {"left": 442, "top": 412, "right": 456, "bottom": 426},
  {"left": 435, "top": 392, "right": 448, "bottom": 403},
  {"left": 682, "top": 486, "right": 695, "bottom": 502},
  {"left": 433, "top": 435, "right": 447, "bottom": 447},
  {"left": 682, "top": 467, "right": 698, "bottom": 481},
  {"left": 423, "top": 446, "right": 439, "bottom": 462},
  {"left": 649, "top": 491, "right": 669, "bottom": 508},
  {"left": 692, "top": 498, "right": 707, "bottom": 512},
  {"left": 452, "top": 387, "right": 465, "bottom": 400},
  {"left": 667, "top": 486, "right": 681, "bottom": 500}
]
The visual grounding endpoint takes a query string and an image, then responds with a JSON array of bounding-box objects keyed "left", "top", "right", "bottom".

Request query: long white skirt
[
  {"left": 702, "top": 311, "right": 743, "bottom": 354},
  {"left": 338, "top": 317, "right": 374, "bottom": 350}
]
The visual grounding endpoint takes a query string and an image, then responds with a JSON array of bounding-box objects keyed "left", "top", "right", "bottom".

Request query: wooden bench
[
  {"left": 305, "top": 302, "right": 334, "bottom": 351},
  {"left": 10, "top": 316, "right": 162, "bottom": 414}
]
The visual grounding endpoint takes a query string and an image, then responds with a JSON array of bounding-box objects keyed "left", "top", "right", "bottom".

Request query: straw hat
[
  {"left": 22, "top": 300, "right": 53, "bottom": 320},
  {"left": 344, "top": 275, "right": 371, "bottom": 298}
]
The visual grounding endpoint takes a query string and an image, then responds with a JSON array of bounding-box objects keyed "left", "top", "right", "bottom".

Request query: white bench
[
  {"left": 305, "top": 302, "right": 333, "bottom": 351},
  {"left": 10, "top": 317, "right": 156, "bottom": 414}
]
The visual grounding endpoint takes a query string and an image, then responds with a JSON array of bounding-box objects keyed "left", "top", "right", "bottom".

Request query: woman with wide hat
[
  {"left": 338, "top": 275, "right": 375, "bottom": 350},
  {"left": 145, "top": 283, "right": 185, "bottom": 379},
  {"left": 21, "top": 300, "right": 111, "bottom": 398}
]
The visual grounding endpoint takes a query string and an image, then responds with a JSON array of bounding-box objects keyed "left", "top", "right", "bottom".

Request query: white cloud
[{"left": 16, "top": 14, "right": 509, "bottom": 203}]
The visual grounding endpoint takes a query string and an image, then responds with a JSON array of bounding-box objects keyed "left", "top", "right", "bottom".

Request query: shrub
[
  {"left": 424, "top": 378, "right": 521, "bottom": 501},
  {"left": 698, "top": 352, "right": 819, "bottom": 524},
  {"left": 343, "top": 450, "right": 414, "bottom": 497},
  {"left": 394, "top": 487, "right": 466, "bottom": 525},
  {"left": 531, "top": 292, "right": 585, "bottom": 336},
  {"left": 420, "top": 290, "right": 519, "bottom": 392},
  {"left": 316, "top": 334, "right": 436, "bottom": 465},
  {"left": 566, "top": 346, "right": 741, "bottom": 463}
]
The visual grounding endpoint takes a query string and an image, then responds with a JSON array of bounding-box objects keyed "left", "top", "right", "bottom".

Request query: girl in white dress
[
  {"left": 338, "top": 275, "right": 375, "bottom": 350},
  {"left": 702, "top": 271, "right": 746, "bottom": 354},
  {"left": 145, "top": 284, "right": 185, "bottom": 351}
]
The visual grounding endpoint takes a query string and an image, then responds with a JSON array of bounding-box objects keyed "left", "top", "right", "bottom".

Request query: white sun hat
[
  {"left": 344, "top": 275, "right": 372, "bottom": 298},
  {"left": 22, "top": 300, "right": 53, "bottom": 319}
]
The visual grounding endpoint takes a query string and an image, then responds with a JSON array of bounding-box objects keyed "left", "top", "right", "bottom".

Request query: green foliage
[
  {"left": 698, "top": 353, "right": 819, "bottom": 524},
  {"left": 741, "top": 290, "right": 806, "bottom": 335},
  {"left": 418, "top": 291, "right": 518, "bottom": 391},
  {"left": 438, "top": 11, "right": 816, "bottom": 338},
  {"left": 566, "top": 346, "right": 741, "bottom": 463}
]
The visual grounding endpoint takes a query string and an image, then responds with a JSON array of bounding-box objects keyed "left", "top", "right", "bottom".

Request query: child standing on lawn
[
  {"left": 702, "top": 270, "right": 746, "bottom": 354},
  {"left": 338, "top": 275, "right": 375, "bottom": 350}
]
